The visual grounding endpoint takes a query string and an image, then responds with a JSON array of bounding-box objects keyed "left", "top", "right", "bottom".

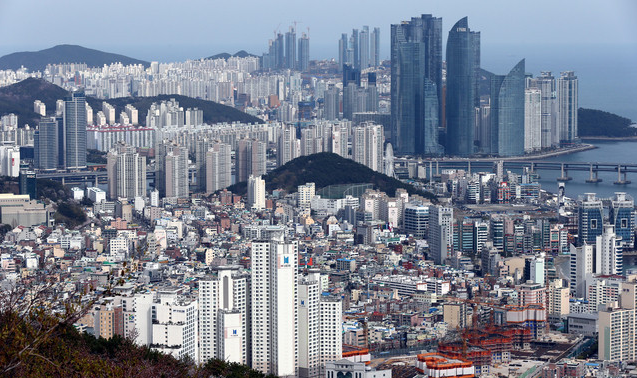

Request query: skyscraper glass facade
[
  {"left": 391, "top": 14, "right": 442, "bottom": 156},
  {"left": 63, "top": 91, "right": 87, "bottom": 170},
  {"left": 445, "top": 17, "right": 479, "bottom": 157},
  {"left": 490, "top": 59, "right": 525, "bottom": 157}
]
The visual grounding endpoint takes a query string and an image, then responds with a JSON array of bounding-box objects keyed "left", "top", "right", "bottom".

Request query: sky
[{"left": 1, "top": 0, "right": 636, "bottom": 62}]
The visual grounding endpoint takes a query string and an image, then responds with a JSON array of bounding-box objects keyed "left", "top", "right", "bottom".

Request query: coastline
[
  {"left": 512, "top": 143, "right": 597, "bottom": 161},
  {"left": 580, "top": 136, "right": 637, "bottom": 141}
]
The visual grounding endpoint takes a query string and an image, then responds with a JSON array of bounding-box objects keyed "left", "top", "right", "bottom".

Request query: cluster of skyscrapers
[
  {"left": 262, "top": 25, "right": 310, "bottom": 71},
  {"left": 34, "top": 90, "right": 87, "bottom": 171},
  {"left": 390, "top": 14, "right": 578, "bottom": 158},
  {"left": 338, "top": 26, "right": 381, "bottom": 71}
]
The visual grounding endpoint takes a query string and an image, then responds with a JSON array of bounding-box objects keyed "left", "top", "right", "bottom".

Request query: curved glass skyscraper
[
  {"left": 445, "top": 17, "right": 479, "bottom": 157},
  {"left": 391, "top": 14, "right": 442, "bottom": 156},
  {"left": 490, "top": 59, "right": 525, "bottom": 156}
]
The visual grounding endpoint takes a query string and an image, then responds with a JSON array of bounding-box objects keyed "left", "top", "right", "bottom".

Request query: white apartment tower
[
  {"left": 198, "top": 266, "right": 249, "bottom": 365},
  {"left": 298, "top": 270, "right": 343, "bottom": 378},
  {"left": 297, "top": 182, "right": 316, "bottom": 212},
  {"left": 106, "top": 142, "right": 146, "bottom": 200},
  {"left": 557, "top": 71, "right": 578, "bottom": 144},
  {"left": 278, "top": 124, "right": 298, "bottom": 167},
  {"left": 151, "top": 294, "right": 199, "bottom": 363},
  {"left": 205, "top": 142, "right": 232, "bottom": 193},
  {"left": 351, "top": 123, "right": 384, "bottom": 172},
  {"left": 524, "top": 88, "right": 542, "bottom": 152},
  {"left": 570, "top": 243, "right": 594, "bottom": 298},
  {"left": 251, "top": 230, "right": 299, "bottom": 377},
  {"left": 247, "top": 175, "right": 266, "bottom": 210},
  {"left": 596, "top": 224, "right": 623, "bottom": 276}
]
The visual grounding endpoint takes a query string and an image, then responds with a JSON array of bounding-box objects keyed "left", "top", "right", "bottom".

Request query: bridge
[
  {"left": 37, "top": 170, "right": 158, "bottom": 185},
  {"left": 394, "top": 158, "right": 636, "bottom": 185}
]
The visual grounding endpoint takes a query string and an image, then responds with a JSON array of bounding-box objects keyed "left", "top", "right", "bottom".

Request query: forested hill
[
  {"left": 0, "top": 78, "right": 262, "bottom": 127},
  {"left": 227, "top": 152, "right": 437, "bottom": 201},
  {"left": 578, "top": 108, "right": 636, "bottom": 137}
]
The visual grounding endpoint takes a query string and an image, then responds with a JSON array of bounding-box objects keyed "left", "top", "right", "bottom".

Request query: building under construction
[{"left": 438, "top": 326, "right": 532, "bottom": 375}]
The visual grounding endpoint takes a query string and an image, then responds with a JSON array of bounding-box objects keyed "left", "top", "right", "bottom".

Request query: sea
[{"left": 536, "top": 140, "right": 637, "bottom": 200}]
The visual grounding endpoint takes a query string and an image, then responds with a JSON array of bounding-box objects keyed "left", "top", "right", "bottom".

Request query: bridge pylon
[
  {"left": 614, "top": 165, "right": 631, "bottom": 185},
  {"left": 557, "top": 163, "right": 572, "bottom": 182},
  {"left": 585, "top": 164, "right": 602, "bottom": 183}
]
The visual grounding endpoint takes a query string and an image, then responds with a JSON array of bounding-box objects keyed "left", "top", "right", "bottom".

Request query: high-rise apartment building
[
  {"left": 247, "top": 175, "right": 266, "bottom": 210},
  {"left": 529, "top": 72, "right": 557, "bottom": 148},
  {"left": 323, "top": 86, "right": 340, "bottom": 121},
  {"left": 298, "top": 33, "right": 310, "bottom": 71},
  {"left": 251, "top": 230, "right": 298, "bottom": 377},
  {"left": 547, "top": 279, "right": 570, "bottom": 319},
  {"left": 445, "top": 17, "right": 480, "bottom": 157},
  {"left": 106, "top": 142, "right": 146, "bottom": 200},
  {"left": 199, "top": 266, "right": 249, "bottom": 365},
  {"left": 391, "top": 14, "right": 442, "bottom": 156},
  {"left": 596, "top": 224, "right": 623, "bottom": 276},
  {"left": 236, "top": 138, "right": 266, "bottom": 183},
  {"left": 285, "top": 26, "right": 297, "bottom": 70},
  {"left": 489, "top": 59, "right": 525, "bottom": 156},
  {"left": 351, "top": 123, "right": 384, "bottom": 172},
  {"left": 359, "top": 26, "right": 369, "bottom": 69},
  {"left": 370, "top": 27, "right": 380, "bottom": 67},
  {"left": 277, "top": 124, "right": 298, "bottom": 167},
  {"left": 205, "top": 142, "right": 232, "bottom": 194},
  {"left": 524, "top": 88, "right": 542, "bottom": 152},
  {"left": 299, "top": 270, "right": 342, "bottom": 378},
  {"left": 570, "top": 243, "right": 594, "bottom": 297},
  {"left": 63, "top": 90, "right": 87, "bottom": 170},
  {"left": 578, "top": 193, "right": 604, "bottom": 245},
  {"left": 429, "top": 205, "right": 454, "bottom": 265},
  {"left": 157, "top": 142, "right": 188, "bottom": 199},
  {"left": 34, "top": 117, "right": 59, "bottom": 171},
  {"left": 557, "top": 71, "right": 578, "bottom": 144},
  {"left": 610, "top": 192, "right": 634, "bottom": 248}
]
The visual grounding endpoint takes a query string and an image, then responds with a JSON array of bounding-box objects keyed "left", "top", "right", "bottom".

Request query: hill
[
  {"left": 0, "top": 306, "right": 275, "bottom": 377},
  {"left": 0, "top": 78, "right": 262, "bottom": 127},
  {"left": 226, "top": 152, "right": 436, "bottom": 201},
  {"left": 206, "top": 50, "right": 256, "bottom": 60},
  {"left": 0, "top": 44, "right": 149, "bottom": 71},
  {"left": 578, "top": 108, "right": 636, "bottom": 137},
  {"left": 87, "top": 94, "right": 263, "bottom": 126}
]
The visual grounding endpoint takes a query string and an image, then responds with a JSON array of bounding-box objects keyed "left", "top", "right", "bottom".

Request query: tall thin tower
[{"left": 445, "top": 17, "right": 479, "bottom": 157}]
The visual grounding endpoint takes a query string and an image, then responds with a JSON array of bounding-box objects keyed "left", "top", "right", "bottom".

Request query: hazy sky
[{"left": 1, "top": 0, "right": 636, "bottom": 61}]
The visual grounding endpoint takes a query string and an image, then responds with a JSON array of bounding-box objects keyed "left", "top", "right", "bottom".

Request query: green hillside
[
  {"left": 227, "top": 152, "right": 436, "bottom": 201},
  {"left": 0, "top": 44, "right": 149, "bottom": 71},
  {"left": 0, "top": 78, "right": 262, "bottom": 127},
  {"left": 578, "top": 108, "right": 636, "bottom": 137}
]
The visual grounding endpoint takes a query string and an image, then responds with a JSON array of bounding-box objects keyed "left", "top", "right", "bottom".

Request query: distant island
[
  {"left": 206, "top": 50, "right": 256, "bottom": 60},
  {"left": 578, "top": 107, "right": 636, "bottom": 138},
  {"left": 0, "top": 78, "right": 262, "bottom": 127},
  {"left": 227, "top": 152, "right": 437, "bottom": 201},
  {"left": 0, "top": 44, "right": 150, "bottom": 71}
]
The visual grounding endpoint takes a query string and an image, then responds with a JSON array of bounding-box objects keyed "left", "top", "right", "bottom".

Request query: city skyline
[{"left": 1, "top": 0, "right": 636, "bottom": 62}]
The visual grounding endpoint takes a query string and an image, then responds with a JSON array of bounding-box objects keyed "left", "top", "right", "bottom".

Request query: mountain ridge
[{"left": 0, "top": 44, "right": 150, "bottom": 71}]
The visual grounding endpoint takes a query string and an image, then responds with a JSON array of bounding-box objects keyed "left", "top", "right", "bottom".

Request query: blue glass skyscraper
[
  {"left": 610, "top": 192, "right": 635, "bottom": 248},
  {"left": 578, "top": 193, "right": 604, "bottom": 245},
  {"left": 489, "top": 59, "right": 525, "bottom": 157},
  {"left": 63, "top": 90, "right": 87, "bottom": 170},
  {"left": 391, "top": 14, "right": 442, "bottom": 156},
  {"left": 445, "top": 17, "right": 479, "bottom": 157}
]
